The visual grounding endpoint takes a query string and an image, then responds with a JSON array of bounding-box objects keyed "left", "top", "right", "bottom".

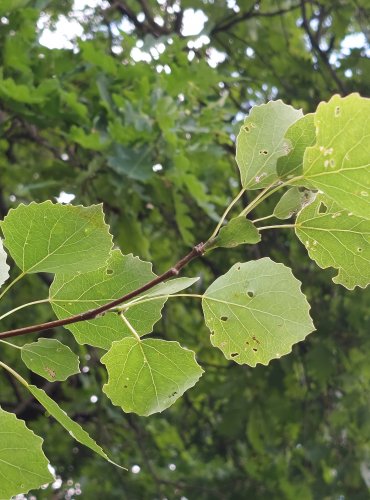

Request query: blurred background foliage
[{"left": 0, "top": 0, "right": 369, "bottom": 498}]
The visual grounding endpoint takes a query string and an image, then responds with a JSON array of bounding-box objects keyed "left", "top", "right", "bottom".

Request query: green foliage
[
  {"left": 273, "top": 187, "right": 313, "bottom": 220},
  {"left": 303, "top": 94, "right": 370, "bottom": 218},
  {"left": 26, "top": 384, "right": 122, "bottom": 469},
  {"left": 236, "top": 101, "right": 303, "bottom": 189},
  {"left": 0, "top": 407, "right": 53, "bottom": 498},
  {"left": 21, "top": 338, "right": 80, "bottom": 381},
  {"left": 202, "top": 258, "right": 314, "bottom": 366},
  {"left": 102, "top": 338, "right": 204, "bottom": 416},
  {"left": 0, "top": 1, "right": 369, "bottom": 498},
  {"left": 206, "top": 216, "right": 261, "bottom": 249},
  {"left": 1, "top": 202, "right": 113, "bottom": 274},
  {"left": 296, "top": 194, "right": 370, "bottom": 289},
  {"left": 50, "top": 250, "right": 166, "bottom": 349}
]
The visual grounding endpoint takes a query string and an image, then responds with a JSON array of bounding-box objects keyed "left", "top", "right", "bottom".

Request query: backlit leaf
[
  {"left": 295, "top": 194, "right": 370, "bottom": 289},
  {"left": 0, "top": 202, "right": 113, "bottom": 274},
  {"left": 0, "top": 407, "right": 53, "bottom": 499},
  {"left": 236, "top": 101, "right": 303, "bottom": 189},
  {"left": 303, "top": 94, "right": 370, "bottom": 219},
  {"left": 50, "top": 250, "right": 166, "bottom": 349},
  {"left": 102, "top": 338, "right": 204, "bottom": 416},
  {"left": 202, "top": 258, "right": 314, "bottom": 366},
  {"left": 21, "top": 338, "right": 80, "bottom": 382}
]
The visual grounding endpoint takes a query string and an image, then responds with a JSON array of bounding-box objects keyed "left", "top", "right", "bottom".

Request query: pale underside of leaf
[
  {"left": 295, "top": 194, "right": 370, "bottom": 289},
  {"left": 0, "top": 201, "right": 113, "bottom": 274},
  {"left": 102, "top": 338, "right": 204, "bottom": 416},
  {"left": 303, "top": 93, "right": 370, "bottom": 219},
  {"left": 0, "top": 407, "right": 54, "bottom": 499},
  {"left": 202, "top": 258, "right": 315, "bottom": 367},
  {"left": 50, "top": 250, "right": 165, "bottom": 349},
  {"left": 141, "top": 277, "right": 200, "bottom": 298}
]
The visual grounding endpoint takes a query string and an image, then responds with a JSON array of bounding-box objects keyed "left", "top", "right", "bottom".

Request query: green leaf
[
  {"left": 303, "top": 93, "right": 370, "bottom": 219},
  {"left": 277, "top": 113, "right": 316, "bottom": 181},
  {"left": 102, "top": 338, "right": 204, "bottom": 416},
  {"left": 0, "top": 238, "right": 10, "bottom": 289},
  {"left": 107, "top": 144, "right": 153, "bottom": 181},
  {"left": 273, "top": 188, "right": 315, "bottom": 220},
  {"left": 202, "top": 258, "right": 314, "bottom": 366},
  {"left": 206, "top": 217, "right": 261, "bottom": 250},
  {"left": 26, "top": 385, "right": 124, "bottom": 469},
  {"left": 21, "top": 338, "right": 80, "bottom": 382},
  {"left": 144, "top": 277, "right": 200, "bottom": 298},
  {"left": 69, "top": 126, "right": 109, "bottom": 152},
  {"left": 236, "top": 101, "right": 303, "bottom": 189},
  {"left": 0, "top": 407, "right": 54, "bottom": 499},
  {"left": 50, "top": 250, "right": 166, "bottom": 349},
  {"left": 1, "top": 202, "right": 113, "bottom": 274},
  {"left": 295, "top": 194, "right": 370, "bottom": 289}
]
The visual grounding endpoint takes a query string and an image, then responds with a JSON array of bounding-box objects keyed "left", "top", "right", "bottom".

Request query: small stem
[
  {"left": 258, "top": 224, "right": 295, "bottom": 231},
  {"left": 120, "top": 314, "right": 141, "bottom": 341},
  {"left": 0, "top": 339, "right": 21, "bottom": 350},
  {"left": 252, "top": 214, "right": 277, "bottom": 224},
  {"left": 240, "top": 176, "right": 304, "bottom": 217},
  {"left": 0, "top": 272, "right": 26, "bottom": 301},
  {"left": 239, "top": 181, "right": 277, "bottom": 217},
  {"left": 207, "top": 188, "right": 246, "bottom": 241},
  {"left": 0, "top": 298, "right": 50, "bottom": 321},
  {"left": 0, "top": 360, "right": 28, "bottom": 387}
]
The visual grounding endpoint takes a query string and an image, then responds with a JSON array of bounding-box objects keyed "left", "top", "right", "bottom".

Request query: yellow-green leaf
[
  {"left": 295, "top": 194, "right": 370, "bottom": 289},
  {"left": 202, "top": 258, "right": 314, "bottom": 366},
  {"left": 102, "top": 338, "right": 204, "bottom": 416}
]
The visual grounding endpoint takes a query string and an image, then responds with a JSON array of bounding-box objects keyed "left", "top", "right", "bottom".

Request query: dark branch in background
[
  {"left": 210, "top": 1, "right": 301, "bottom": 36},
  {"left": 299, "top": 0, "right": 347, "bottom": 94},
  {"left": 0, "top": 243, "right": 205, "bottom": 340}
]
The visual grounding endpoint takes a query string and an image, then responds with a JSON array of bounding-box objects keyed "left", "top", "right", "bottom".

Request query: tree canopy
[{"left": 0, "top": 0, "right": 369, "bottom": 498}]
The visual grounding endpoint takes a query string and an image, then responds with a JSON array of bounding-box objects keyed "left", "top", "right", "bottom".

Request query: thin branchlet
[{"left": 0, "top": 243, "right": 205, "bottom": 341}]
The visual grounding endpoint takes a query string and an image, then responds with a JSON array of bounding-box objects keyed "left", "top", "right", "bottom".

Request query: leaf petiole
[
  {"left": 0, "top": 298, "right": 50, "bottom": 321},
  {"left": 0, "top": 272, "right": 26, "bottom": 301},
  {"left": 120, "top": 313, "right": 141, "bottom": 342},
  {"left": 207, "top": 187, "right": 246, "bottom": 242}
]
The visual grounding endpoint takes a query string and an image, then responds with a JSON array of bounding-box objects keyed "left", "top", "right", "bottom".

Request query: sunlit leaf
[
  {"left": 0, "top": 202, "right": 113, "bottom": 274},
  {"left": 236, "top": 101, "right": 303, "bottom": 189},
  {"left": 102, "top": 338, "right": 204, "bottom": 416},
  {"left": 303, "top": 93, "right": 370, "bottom": 219},
  {"left": 295, "top": 194, "right": 370, "bottom": 289},
  {"left": 0, "top": 407, "right": 54, "bottom": 499},
  {"left": 206, "top": 217, "right": 261, "bottom": 250},
  {"left": 50, "top": 250, "right": 166, "bottom": 349},
  {"left": 21, "top": 338, "right": 80, "bottom": 382},
  {"left": 0, "top": 238, "right": 9, "bottom": 289},
  {"left": 27, "top": 385, "right": 124, "bottom": 468},
  {"left": 202, "top": 258, "right": 314, "bottom": 366}
]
